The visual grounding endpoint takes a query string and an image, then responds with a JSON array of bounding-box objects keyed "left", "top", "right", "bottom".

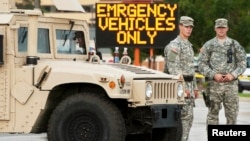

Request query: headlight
[
  {"left": 145, "top": 82, "right": 153, "bottom": 100},
  {"left": 177, "top": 83, "right": 184, "bottom": 97}
]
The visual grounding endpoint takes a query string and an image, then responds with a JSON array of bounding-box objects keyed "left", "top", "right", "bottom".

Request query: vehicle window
[
  {"left": 37, "top": 28, "right": 50, "bottom": 53},
  {"left": 56, "top": 30, "right": 86, "bottom": 55},
  {"left": 18, "top": 27, "right": 28, "bottom": 52},
  {"left": 247, "top": 57, "right": 250, "bottom": 68}
]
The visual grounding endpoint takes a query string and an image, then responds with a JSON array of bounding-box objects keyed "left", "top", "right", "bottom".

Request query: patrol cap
[
  {"left": 215, "top": 18, "right": 228, "bottom": 28},
  {"left": 179, "top": 16, "right": 194, "bottom": 27}
]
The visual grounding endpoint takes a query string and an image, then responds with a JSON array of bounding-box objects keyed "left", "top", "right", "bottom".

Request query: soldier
[
  {"left": 198, "top": 18, "right": 247, "bottom": 125},
  {"left": 164, "top": 16, "right": 199, "bottom": 141}
]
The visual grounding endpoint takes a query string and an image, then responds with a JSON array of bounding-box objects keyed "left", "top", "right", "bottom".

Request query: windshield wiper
[{"left": 63, "top": 20, "right": 75, "bottom": 46}]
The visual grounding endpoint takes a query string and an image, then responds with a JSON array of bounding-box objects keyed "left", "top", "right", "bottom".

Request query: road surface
[{"left": 189, "top": 95, "right": 250, "bottom": 141}]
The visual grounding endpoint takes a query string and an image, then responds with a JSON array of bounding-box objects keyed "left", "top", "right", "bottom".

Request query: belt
[{"left": 183, "top": 75, "right": 193, "bottom": 82}]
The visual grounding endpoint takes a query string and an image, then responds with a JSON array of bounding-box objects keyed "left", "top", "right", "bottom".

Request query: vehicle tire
[
  {"left": 238, "top": 79, "right": 244, "bottom": 93},
  {"left": 238, "top": 85, "right": 243, "bottom": 93},
  {"left": 47, "top": 93, "right": 126, "bottom": 141}
]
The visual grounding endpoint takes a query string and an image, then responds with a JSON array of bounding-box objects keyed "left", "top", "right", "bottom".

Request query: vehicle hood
[
  {"left": 35, "top": 60, "right": 179, "bottom": 89},
  {"left": 37, "top": 60, "right": 177, "bottom": 79}
]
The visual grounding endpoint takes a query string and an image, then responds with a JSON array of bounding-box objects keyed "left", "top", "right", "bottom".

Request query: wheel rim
[{"left": 66, "top": 113, "right": 102, "bottom": 141}]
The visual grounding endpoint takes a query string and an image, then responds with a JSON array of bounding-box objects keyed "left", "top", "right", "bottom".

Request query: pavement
[{"left": 189, "top": 93, "right": 250, "bottom": 141}]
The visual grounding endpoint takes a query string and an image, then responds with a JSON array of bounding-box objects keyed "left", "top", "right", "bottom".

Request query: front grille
[{"left": 153, "top": 81, "right": 176, "bottom": 99}]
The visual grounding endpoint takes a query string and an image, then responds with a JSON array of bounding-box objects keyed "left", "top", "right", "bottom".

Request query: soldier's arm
[
  {"left": 163, "top": 45, "right": 169, "bottom": 73},
  {"left": 166, "top": 44, "right": 182, "bottom": 75},
  {"left": 198, "top": 43, "right": 216, "bottom": 80},
  {"left": 231, "top": 41, "right": 247, "bottom": 78}
]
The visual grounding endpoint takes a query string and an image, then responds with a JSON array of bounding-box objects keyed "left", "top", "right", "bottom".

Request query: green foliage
[
  {"left": 167, "top": 0, "right": 250, "bottom": 54},
  {"left": 239, "top": 93, "right": 250, "bottom": 98}
]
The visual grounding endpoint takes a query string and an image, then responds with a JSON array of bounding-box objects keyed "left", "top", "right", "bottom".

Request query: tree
[{"left": 172, "top": 0, "right": 250, "bottom": 54}]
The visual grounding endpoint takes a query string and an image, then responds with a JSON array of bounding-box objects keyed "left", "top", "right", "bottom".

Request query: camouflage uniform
[
  {"left": 198, "top": 18, "right": 247, "bottom": 125},
  {"left": 164, "top": 16, "right": 197, "bottom": 141}
]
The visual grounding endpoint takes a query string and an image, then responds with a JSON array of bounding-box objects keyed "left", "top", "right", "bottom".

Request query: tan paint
[{"left": 0, "top": 0, "right": 184, "bottom": 134}]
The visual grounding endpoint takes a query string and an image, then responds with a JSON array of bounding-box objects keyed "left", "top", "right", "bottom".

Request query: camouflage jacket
[
  {"left": 198, "top": 37, "right": 247, "bottom": 80},
  {"left": 164, "top": 36, "right": 198, "bottom": 93},
  {"left": 164, "top": 35, "right": 195, "bottom": 76}
]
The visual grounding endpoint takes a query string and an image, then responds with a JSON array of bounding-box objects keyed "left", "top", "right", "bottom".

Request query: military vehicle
[{"left": 0, "top": 0, "right": 185, "bottom": 141}]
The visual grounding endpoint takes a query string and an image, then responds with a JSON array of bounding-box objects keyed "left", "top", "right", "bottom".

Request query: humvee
[{"left": 0, "top": 0, "right": 185, "bottom": 141}]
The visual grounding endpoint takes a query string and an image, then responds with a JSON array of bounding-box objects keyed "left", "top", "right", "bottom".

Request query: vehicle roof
[{"left": 0, "top": 14, "right": 13, "bottom": 24}]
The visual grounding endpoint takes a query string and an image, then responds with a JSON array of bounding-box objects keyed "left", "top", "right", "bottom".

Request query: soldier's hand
[
  {"left": 214, "top": 73, "right": 235, "bottom": 82},
  {"left": 214, "top": 74, "right": 225, "bottom": 82},
  {"left": 194, "top": 90, "right": 199, "bottom": 99},
  {"left": 185, "top": 89, "right": 190, "bottom": 97},
  {"left": 223, "top": 73, "right": 235, "bottom": 82}
]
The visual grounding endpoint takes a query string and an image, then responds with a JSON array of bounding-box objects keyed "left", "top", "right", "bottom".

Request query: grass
[{"left": 239, "top": 93, "right": 250, "bottom": 98}]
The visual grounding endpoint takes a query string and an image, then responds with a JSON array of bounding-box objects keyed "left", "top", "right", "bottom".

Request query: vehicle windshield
[{"left": 56, "top": 30, "right": 87, "bottom": 55}]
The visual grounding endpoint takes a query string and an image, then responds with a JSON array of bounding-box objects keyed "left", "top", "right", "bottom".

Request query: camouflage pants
[
  {"left": 181, "top": 98, "right": 194, "bottom": 141},
  {"left": 207, "top": 80, "right": 239, "bottom": 125}
]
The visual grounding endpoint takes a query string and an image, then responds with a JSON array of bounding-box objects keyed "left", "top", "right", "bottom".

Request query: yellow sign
[{"left": 95, "top": 3, "right": 178, "bottom": 48}]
